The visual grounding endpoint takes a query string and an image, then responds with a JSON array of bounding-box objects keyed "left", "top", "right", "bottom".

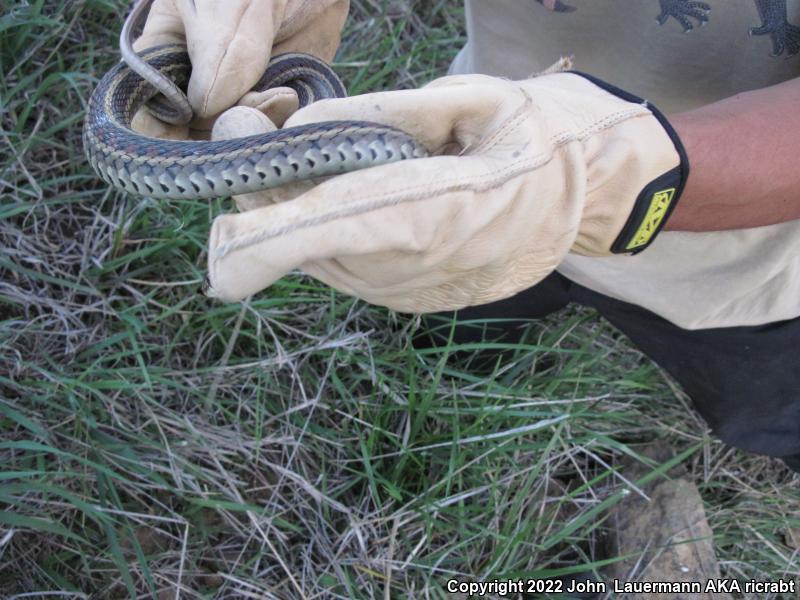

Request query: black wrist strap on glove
[{"left": 570, "top": 71, "right": 690, "bottom": 255}]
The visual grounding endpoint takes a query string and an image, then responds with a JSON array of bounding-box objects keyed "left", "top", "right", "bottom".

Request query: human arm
[{"left": 667, "top": 77, "right": 800, "bottom": 231}]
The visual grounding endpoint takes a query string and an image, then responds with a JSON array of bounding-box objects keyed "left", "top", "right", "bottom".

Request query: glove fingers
[
  {"left": 134, "top": 0, "right": 186, "bottom": 49},
  {"left": 132, "top": 0, "right": 351, "bottom": 122},
  {"left": 238, "top": 87, "right": 299, "bottom": 127},
  {"left": 272, "top": 0, "right": 349, "bottom": 62},
  {"left": 131, "top": 107, "right": 190, "bottom": 140},
  {"left": 285, "top": 77, "right": 524, "bottom": 154},
  {"left": 206, "top": 148, "right": 535, "bottom": 302},
  {"left": 177, "top": 0, "right": 281, "bottom": 118}
]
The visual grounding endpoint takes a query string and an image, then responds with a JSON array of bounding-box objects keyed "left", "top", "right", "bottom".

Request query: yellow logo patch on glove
[{"left": 626, "top": 187, "right": 676, "bottom": 251}]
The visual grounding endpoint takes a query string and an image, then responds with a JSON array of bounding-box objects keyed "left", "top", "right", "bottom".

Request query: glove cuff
[{"left": 570, "top": 71, "right": 690, "bottom": 254}]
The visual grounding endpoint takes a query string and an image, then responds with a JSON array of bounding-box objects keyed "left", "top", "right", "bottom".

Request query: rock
[
  {"left": 784, "top": 526, "right": 800, "bottom": 550},
  {"left": 603, "top": 444, "right": 731, "bottom": 600}
]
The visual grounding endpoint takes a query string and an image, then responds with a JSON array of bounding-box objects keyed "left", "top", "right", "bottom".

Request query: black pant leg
[
  {"left": 413, "top": 269, "right": 800, "bottom": 471},
  {"left": 416, "top": 271, "right": 572, "bottom": 348},
  {"left": 570, "top": 283, "right": 800, "bottom": 469}
]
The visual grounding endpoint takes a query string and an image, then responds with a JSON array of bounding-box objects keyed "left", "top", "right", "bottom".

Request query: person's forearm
[{"left": 666, "top": 77, "right": 800, "bottom": 232}]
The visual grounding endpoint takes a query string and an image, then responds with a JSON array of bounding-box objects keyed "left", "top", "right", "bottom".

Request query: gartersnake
[{"left": 83, "top": 0, "right": 427, "bottom": 201}]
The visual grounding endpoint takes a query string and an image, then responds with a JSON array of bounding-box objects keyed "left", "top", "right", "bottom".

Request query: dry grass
[{"left": 1, "top": 1, "right": 798, "bottom": 598}]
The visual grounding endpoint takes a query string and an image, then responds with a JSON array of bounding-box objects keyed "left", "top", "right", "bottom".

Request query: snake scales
[{"left": 83, "top": 2, "right": 427, "bottom": 200}]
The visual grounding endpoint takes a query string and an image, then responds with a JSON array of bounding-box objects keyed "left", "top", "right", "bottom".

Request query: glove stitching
[
  {"left": 574, "top": 108, "right": 651, "bottom": 140},
  {"left": 471, "top": 87, "right": 648, "bottom": 155},
  {"left": 469, "top": 89, "right": 533, "bottom": 154},
  {"left": 211, "top": 107, "right": 651, "bottom": 261},
  {"left": 304, "top": 251, "right": 559, "bottom": 313},
  {"left": 330, "top": 251, "right": 562, "bottom": 313}
]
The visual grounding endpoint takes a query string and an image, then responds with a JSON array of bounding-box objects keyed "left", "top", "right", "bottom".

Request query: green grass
[{"left": 1, "top": 0, "right": 798, "bottom": 597}]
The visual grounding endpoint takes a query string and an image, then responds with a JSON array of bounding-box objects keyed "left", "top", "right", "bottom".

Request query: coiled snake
[{"left": 83, "top": 0, "right": 427, "bottom": 200}]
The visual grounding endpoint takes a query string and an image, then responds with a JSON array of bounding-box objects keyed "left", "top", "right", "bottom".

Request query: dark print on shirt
[
  {"left": 533, "top": 0, "right": 800, "bottom": 57},
  {"left": 534, "top": 0, "right": 576, "bottom": 13},
  {"left": 751, "top": 0, "right": 800, "bottom": 55},
  {"left": 655, "top": 0, "right": 711, "bottom": 31}
]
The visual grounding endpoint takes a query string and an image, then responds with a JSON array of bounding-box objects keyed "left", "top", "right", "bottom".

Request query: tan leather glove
[
  {"left": 205, "top": 72, "right": 689, "bottom": 313},
  {"left": 131, "top": 0, "right": 349, "bottom": 137}
]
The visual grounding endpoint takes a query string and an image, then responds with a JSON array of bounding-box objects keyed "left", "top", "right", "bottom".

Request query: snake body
[{"left": 83, "top": 44, "right": 427, "bottom": 200}]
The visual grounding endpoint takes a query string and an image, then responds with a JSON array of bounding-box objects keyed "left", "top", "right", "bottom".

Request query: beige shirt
[{"left": 452, "top": 0, "right": 800, "bottom": 329}]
